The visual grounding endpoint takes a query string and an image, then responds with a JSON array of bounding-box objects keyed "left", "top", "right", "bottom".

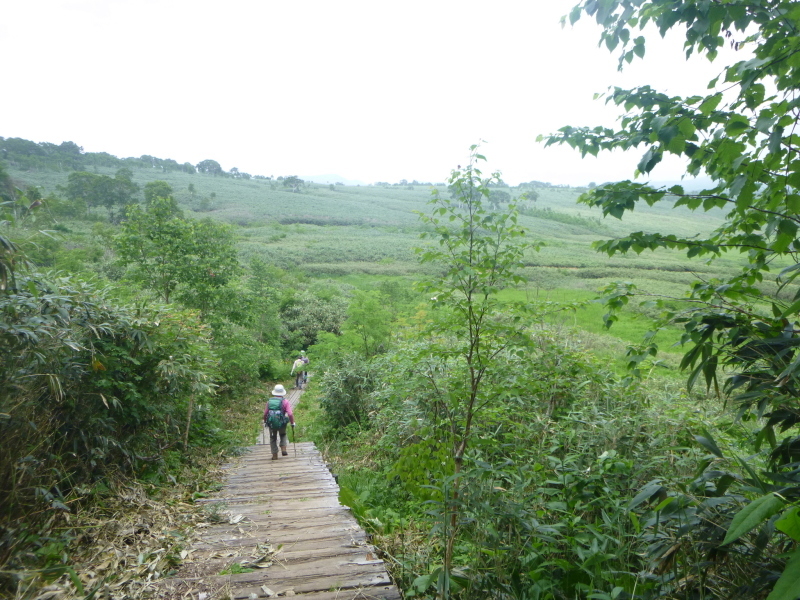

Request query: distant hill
[
  {"left": 301, "top": 174, "right": 366, "bottom": 186},
  {"left": 650, "top": 176, "right": 714, "bottom": 191}
]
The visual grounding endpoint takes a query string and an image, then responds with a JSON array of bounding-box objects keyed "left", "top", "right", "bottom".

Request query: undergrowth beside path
[{"left": 0, "top": 383, "right": 277, "bottom": 600}]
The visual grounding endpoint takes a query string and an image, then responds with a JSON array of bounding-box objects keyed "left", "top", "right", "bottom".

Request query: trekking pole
[{"left": 292, "top": 424, "right": 297, "bottom": 457}]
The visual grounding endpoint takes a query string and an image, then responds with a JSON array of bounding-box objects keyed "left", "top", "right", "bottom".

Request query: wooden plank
[
  {"left": 198, "top": 527, "right": 368, "bottom": 548},
  {"left": 180, "top": 564, "right": 392, "bottom": 594},
  {"left": 195, "top": 535, "right": 369, "bottom": 554},
  {"left": 234, "top": 589, "right": 401, "bottom": 600}
]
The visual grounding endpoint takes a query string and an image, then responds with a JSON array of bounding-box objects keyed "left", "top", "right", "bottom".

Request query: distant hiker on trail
[
  {"left": 301, "top": 352, "right": 309, "bottom": 383},
  {"left": 291, "top": 353, "right": 308, "bottom": 389},
  {"left": 263, "top": 384, "right": 295, "bottom": 460}
]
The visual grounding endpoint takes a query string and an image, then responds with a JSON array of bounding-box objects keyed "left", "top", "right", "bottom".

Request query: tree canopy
[
  {"left": 61, "top": 168, "right": 139, "bottom": 222},
  {"left": 282, "top": 175, "right": 305, "bottom": 193},
  {"left": 116, "top": 197, "right": 240, "bottom": 308},
  {"left": 544, "top": 1, "right": 800, "bottom": 597}
]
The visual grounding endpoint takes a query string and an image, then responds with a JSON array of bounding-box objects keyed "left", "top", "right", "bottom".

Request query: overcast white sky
[{"left": 1, "top": 0, "right": 735, "bottom": 185}]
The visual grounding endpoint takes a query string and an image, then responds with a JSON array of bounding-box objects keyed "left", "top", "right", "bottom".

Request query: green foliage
[
  {"left": 282, "top": 175, "right": 305, "bottom": 192},
  {"left": 60, "top": 168, "right": 139, "bottom": 222},
  {"left": 0, "top": 172, "right": 27, "bottom": 290},
  {"left": 488, "top": 189, "right": 510, "bottom": 207},
  {"left": 345, "top": 290, "right": 392, "bottom": 356},
  {"left": 308, "top": 290, "right": 393, "bottom": 361},
  {"left": 219, "top": 562, "right": 255, "bottom": 575},
  {"left": 0, "top": 271, "right": 221, "bottom": 587},
  {"left": 543, "top": 1, "right": 800, "bottom": 596},
  {"left": 279, "top": 288, "right": 348, "bottom": 351},
  {"left": 388, "top": 436, "right": 453, "bottom": 502},
  {"left": 195, "top": 159, "right": 223, "bottom": 175},
  {"left": 314, "top": 324, "right": 701, "bottom": 600},
  {"left": 116, "top": 197, "right": 240, "bottom": 307},
  {"left": 316, "top": 352, "right": 375, "bottom": 427},
  {"left": 624, "top": 428, "right": 794, "bottom": 599},
  {"left": 209, "top": 318, "right": 274, "bottom": 393},
  {"left": 412, "top": 146, "right": 541, "bottom": 584},
  {"left": 143, "top": 180, "right": 180, "bottom": 216},
  {"left": 516, "top": 205, "right": 611, "bottom": 234}
]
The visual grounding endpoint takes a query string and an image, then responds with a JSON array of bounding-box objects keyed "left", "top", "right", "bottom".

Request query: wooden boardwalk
[{"left": 156, "top": 388, "right": 400, "bottom": 600}]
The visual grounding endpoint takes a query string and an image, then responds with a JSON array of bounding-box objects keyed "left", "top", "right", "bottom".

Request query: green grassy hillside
[{"left": 9, "top": 162, "right": 741, "bottom": 371}]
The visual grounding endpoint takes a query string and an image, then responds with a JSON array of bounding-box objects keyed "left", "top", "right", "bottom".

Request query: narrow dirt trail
[{"left": 155, "top": 387, "right": 400, "bottom": 600}]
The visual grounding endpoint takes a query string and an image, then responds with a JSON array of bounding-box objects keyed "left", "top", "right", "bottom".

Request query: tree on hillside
[
  {"left": 195, "top": 159, "right": 223, "bottom": 176},
  {"left": 143, "top": 180, "right": 174, "bottom": 206},
  {"left": 519, "top": 188, "right": 539, "bottom": 203},
  {"left": 0, "top": 162, "right": 15, "bottom": 203},
  {"left": 282, "top": 175, "right": 304, "bottom": 193},
  {"left": 143, "top": 180, "right": 181, "bottom": 216},
  {"left": 62, "top": 172, "right": 98, "bottom": 206},
  {"left": 488, "top": 189, "right": 511, "bottom": 208},
  {"left": 116, "top": 197, "right": 239, "bottom": 308},
  {"left": 230, "top": 167, "right": 251, "bottom": 179},
  {"left": 61, "top": 168, "right": 139, "bottom": 222},
  {"left": 544, "top": 1, "right": 800, "bottom": 597}
]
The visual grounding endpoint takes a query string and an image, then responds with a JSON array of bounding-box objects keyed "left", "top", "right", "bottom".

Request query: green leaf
[
  {"left": 637, "top": 147, "right": 662, "bottom": 174},
  {"left": 756, "top": 113, "right": 775, "bottom": 133},
  {"left": 722, "top": 493, "right": 785, "bottom": 546},
  {"left": 653, "top": 496, "right": 676, "bottom": 512},
  {"left": 775, "top": 506, "right": 800, "bottom": 542},
  {"left": 780, "top": 297, "right": 800, "bottom": 318},
  {"left": 766, "top": 547, "right": 800, "bottom": 600},
  {"left": 769, "top": 126, "right": 785, "bottom": 154},
  {"left": 694, "top": 431, "right": 724, "bottom": 458},
  {"left": 628, "top": 481, "right": 664, "bottom": 509},
  {"left": 725, "top": 115, "right": 750, "bottom": 136},
  {"left": 698, "top": 94, "right": 722, "bottom": 115}
]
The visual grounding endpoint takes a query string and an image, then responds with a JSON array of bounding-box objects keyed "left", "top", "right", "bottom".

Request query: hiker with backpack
[
  {"left": 300, "top": 352, "right": 309, "bottom": 385},
  {"left": 291, "top": 354, "right": 307, "bottom": 390},
  {"left": 263, "top": 384, "right": 295, "bottom": 460}
]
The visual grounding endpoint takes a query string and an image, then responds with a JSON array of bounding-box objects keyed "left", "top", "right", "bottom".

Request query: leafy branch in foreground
[{"left": 544, "top": 2, "right": 800, "bottom": 598}]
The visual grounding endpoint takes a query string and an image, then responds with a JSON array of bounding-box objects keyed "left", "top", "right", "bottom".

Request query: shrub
[
  {"left": 317, "top": 353, "right": 375, "bottom": 427},
  {"left": 0, "top": 272, "right": 219, "bottom": 587}
]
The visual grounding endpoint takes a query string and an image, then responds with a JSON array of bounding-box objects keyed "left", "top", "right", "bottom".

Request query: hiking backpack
[{"left": 266, "top": 397, "right": 288, "bottom": 429}]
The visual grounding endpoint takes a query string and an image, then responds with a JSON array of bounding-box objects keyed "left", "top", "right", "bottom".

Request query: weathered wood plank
[{"left": 177, "top": 565, "right": 392, "bottom": 595}]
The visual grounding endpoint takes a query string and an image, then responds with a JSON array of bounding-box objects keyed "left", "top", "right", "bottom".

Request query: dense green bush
[
  {"left": 0, "top": 271, "right": 219, "bottom": 587},
  {"left": 209, "top": 319, "right": 277, "bottom": 393},
  {"left": 316, "top": 352, "right": 376, "bottom": 427},
  {"left": 279, "top": 288, "right": 348, "bottom": 351},
  {"left": 317, "top": 321, "right": 715, "bottom": 599}
]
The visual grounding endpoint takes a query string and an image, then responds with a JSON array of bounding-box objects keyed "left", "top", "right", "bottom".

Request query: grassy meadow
[{"left": 10, "top": 163, "right": 740, "bottom": 369}]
